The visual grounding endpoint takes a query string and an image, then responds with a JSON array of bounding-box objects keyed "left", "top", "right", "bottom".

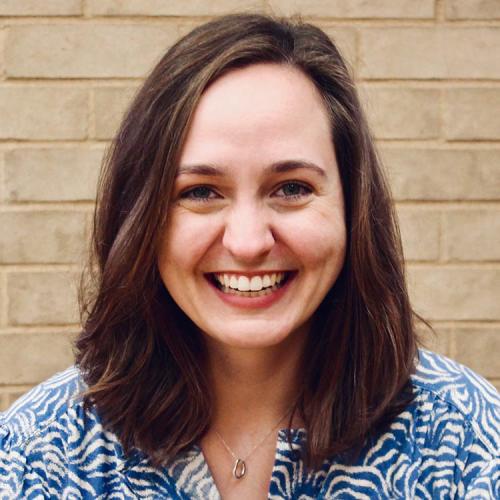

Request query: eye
[
  {"left": 179, "top": 185, "right": 220, "bottom": 202},
  {"left": 273, "top": 182, "right": 312, "bottom": 200}
]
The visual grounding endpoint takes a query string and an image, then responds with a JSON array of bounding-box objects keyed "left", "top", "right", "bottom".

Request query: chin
[{"left": 202, "top": 324, "right": 303, "bottom": 350}]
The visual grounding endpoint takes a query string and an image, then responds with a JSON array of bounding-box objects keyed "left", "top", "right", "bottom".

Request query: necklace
[{"left": 213, "top": 407, "right": 292, "bottom": 479}]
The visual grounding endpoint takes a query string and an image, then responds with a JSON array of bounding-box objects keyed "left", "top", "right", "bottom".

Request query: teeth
[
  {"left": 238, "top": 276, "right": 250, "bottom": 291},
  {"left": 250, "top": 276, "right": 263, "bottom": 291},
  {"left": 213, "top": 272, "right": 287, "bottom": 292}
]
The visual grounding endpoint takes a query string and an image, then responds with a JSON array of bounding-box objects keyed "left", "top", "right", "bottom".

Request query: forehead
[{"left": 180, "top": 63, "right": 334, "bottom": 169}]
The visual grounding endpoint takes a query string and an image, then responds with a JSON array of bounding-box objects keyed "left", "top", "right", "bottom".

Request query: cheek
[
  {"left": 275, "top": 207, "right": 346, "bottom": 268},
  {"left": 159, "top": 211, "right": 220, "bottom": 272}
]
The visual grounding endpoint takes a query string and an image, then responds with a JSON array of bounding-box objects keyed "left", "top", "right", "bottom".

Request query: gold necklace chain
[{"left": 213, "top": 407, "right": 293, "bottom": 479}]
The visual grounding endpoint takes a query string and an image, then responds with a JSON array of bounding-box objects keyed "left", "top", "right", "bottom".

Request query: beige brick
[
  {"left": 0, "top": 212, "right": 87, "bottom": 264},
  {"left": 408, "top": 267, "right": 500, "bottom": 321},
  {"left": 0, "top": 27, "right": 5, "bottom": 78},
  {"left": 416, "top": 324, "right": 449, "bottom": 357},
  {"left": 0, "top": 0, "right": 81, "bottom": 16},
  {"left": 318, "top": 26, "right": 357, "bottom": 68},
  {"left": 6, "top": 24, "right": 178, "bottom": 79},
  {"left": 268, "top": 0, "right": 434, "bottom": 18},
  {"left": 0, "top": 393, "right": 8, "bottom": 412},
  {"left": 360, "top": 28, "right": 500, "bottom": 79},
  {"left": 361, "top": 87, "right": 440, "bottom": 139},
  {"left": 446, "top": 0, "right": 500, "bottom": 20},
  {"left": 442, "top": 209, "right": 500, "bottom": 261},
  {"left": 0, "top": 152, "right": 5, "bottom": 202},
  {"left": 5, "top": 148, "right": 102, "bottom": 202},
  {"left": 89, "top": 0, "right": 264, "bottom": 16},
  {"left": 0, "top": 332, "right": 74, "bottom": 384},
  {"left": 7, "top": 272, "right": 80, "bottom": 325},
  {"left": 453, "top": 328, "right": 500, "bottom": 379},
  {"left": 382, "top": 149, "right": 500, "bottom": 201},
  {"left": 93, "top": 87, "right": 137, "bottom": 140},
  {"left": 444, "top": 89, "right": 500, "bottom": 141},
  {"left": 0, "top": 272, "right": 6, "bottom": 327},
  {"left": 0, "top": 87, "right": 87, "bottom": 140},
  {"left": 397, "top": 209, "right": 440, "bottom": 261}
]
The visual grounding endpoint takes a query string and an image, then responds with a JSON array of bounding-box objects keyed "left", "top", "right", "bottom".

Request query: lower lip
[{"left": 206, "top": 273, "right": 296, "bottom": 309}]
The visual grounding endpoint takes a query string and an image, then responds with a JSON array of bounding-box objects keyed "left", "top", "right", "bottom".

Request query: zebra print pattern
[{"left": 1, "top": 349, "right": 499, "bottom": 499}]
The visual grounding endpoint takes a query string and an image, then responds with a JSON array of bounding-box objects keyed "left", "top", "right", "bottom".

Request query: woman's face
[{"left": 158, "top": 63, "right": 346, "bottom": 349}]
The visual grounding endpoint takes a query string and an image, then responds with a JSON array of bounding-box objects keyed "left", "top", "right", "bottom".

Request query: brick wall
[{"left": 0, "top": 0, "right": 499, "bottom": 410}]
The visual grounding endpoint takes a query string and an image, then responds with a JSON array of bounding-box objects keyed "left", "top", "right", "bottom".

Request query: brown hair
[{"left": 76, "top": 13, "right": 419, "bottom": 468}]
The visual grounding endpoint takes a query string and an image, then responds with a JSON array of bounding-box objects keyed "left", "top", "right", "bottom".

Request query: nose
[{"left": 222, "top": 201, "right": 275, "bottom": 262}]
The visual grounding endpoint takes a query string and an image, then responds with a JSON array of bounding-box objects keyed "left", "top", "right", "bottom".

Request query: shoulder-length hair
[{"left": 76, "top": 13, "right": 419, "bottom": 468}]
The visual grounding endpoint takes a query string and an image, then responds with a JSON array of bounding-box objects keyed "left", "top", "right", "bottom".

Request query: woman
[{"left": 0, "top": 14, "right": 498, "bottom": 499}]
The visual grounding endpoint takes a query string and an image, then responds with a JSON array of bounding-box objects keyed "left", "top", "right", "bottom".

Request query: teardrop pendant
[{"left": 232, "top": 458, "right": 246, "bottom": 479}]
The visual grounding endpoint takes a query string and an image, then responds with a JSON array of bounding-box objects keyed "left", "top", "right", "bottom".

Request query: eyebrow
[{"left": 176, "top": 160, "right": 327, "bottom": 178}]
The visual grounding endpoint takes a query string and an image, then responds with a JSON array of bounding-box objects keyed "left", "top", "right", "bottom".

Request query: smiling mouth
[{"left": 206, "top": 271, "right": 295, "bottom": 297}]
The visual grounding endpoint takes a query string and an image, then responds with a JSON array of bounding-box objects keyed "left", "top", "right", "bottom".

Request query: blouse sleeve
[
  {"left": 461, "top": 443, "right": 499, "bottom": 499},
  {"left": 0, "top": 423, "right": 53, "bottom": 498}
]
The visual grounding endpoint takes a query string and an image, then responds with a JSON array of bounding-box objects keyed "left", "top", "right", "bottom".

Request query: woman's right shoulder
[
  {"left": 0, "top": 366, "right": 91, "bottom": 497},
  {"left": 0, "top": 366, "right": 86, "bottom": 453}
]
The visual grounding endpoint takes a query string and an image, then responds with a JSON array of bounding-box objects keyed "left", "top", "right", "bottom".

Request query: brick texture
[
  {"left": 7, "top": 272, "right": 80, "bottom": 326},
  {"left": 6, "top": 25, "right": 178, "bottom": 79},
  {"left": 0, "top": 87, "right": 87, "bottom": 140},
  {"left": 0, "top": 2, "right": 498, "bottom": 399},
  {"left": 444, "top": 89, "right": 500, "bottom": 140},
  {"left": 0, "top": 26, "right": 5, "bottom": 78},
  {"left": 361, "top": 87, "right": 440, "bottom": 139},
  {"left": 442, "top": 210, "right": 500, "bottom": 261},
  {"left": 382, "top": 149, "right": 500, "bottom": 201},
  {"left": 446, "top": 0, "right": 500, "bottom": 20},
  {"left": 408, "top": 267, "right": 500, "bottom": 321},
  {"left": 4, "top": 148, "right": 103, "bottom": 202},
  {"left": 93, "top": 87, "right": 138, "bottom": 139},
  {"left": 360, "top": 28, "right": 500, "bottom": 79},
  {"left": 0, "top": 211, "right": 87, "bottom": 264},
  {"left": 453, "top": 328, "right": 500, "bottom": 378},
  {"left": 268, "top": 0, "right": 434, "bottom": 18},
  {"left": 0, "top": 332, "right": 75, "bottom": 384},
  {"left": 0, "top": 0, "right": 81, "bottom": 16},
  {"left": 397, "top": 208, "right": 440, "bottom": 261},
  {"left": 89, "top": 0, "right": 265, "bottom": 16}
]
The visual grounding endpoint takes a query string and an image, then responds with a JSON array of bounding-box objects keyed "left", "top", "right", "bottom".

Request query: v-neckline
[
  {"left": 191, "top": 428, "right": 307, "bottom": 499},
  {"left": 120, "top": 429, "right": 307, "bottom": 499}
]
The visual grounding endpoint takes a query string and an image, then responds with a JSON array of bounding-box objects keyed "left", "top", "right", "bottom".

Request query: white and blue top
[{"left": 0, "top": 349, "right": 499, "bottom": 499}]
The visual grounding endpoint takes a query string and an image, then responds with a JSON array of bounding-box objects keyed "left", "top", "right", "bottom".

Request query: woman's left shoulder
[{"left": 410, "top": 348, "right": 500, "bottom": 454}]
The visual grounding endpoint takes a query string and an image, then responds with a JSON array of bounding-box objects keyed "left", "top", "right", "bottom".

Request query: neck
[{"left": 204, "top": 327, "right": 307, "bottom": 434}]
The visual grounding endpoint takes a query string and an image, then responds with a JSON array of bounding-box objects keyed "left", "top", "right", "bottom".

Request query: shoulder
[
  {"left": 410, "top": 348, "right": 500, "bottom": 456},
  {"left": 0, "top": 367, "right": 139, "bottom": 497},
  {"left": 410, "top": 349, "right": 500, "bottom": 456},
  {"left": 318, "top": 351, "right": 500, "bottom": 498},
  {"left": 0, "top": 366, "right": 90, "bottom": 494},
  {"left": 0, "top": 366, "right": 86, "bottom": 450}
]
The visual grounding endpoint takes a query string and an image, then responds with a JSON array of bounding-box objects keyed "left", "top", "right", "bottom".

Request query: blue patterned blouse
[{"left": 0, "top": 349, "right": 499, "bottom": 499}]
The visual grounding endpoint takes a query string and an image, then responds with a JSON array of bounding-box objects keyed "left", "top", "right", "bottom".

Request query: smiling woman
[
  {"left": 159, "top": 63, "right": 346, "bottom": 352},
  {"left": 1, "top": 13, "right": 499, "bottom": 500}
]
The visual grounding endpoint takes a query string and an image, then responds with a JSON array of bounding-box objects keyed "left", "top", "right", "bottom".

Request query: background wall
[{"left": 0, "top": 0, "right": 499, "bottom": 410}]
